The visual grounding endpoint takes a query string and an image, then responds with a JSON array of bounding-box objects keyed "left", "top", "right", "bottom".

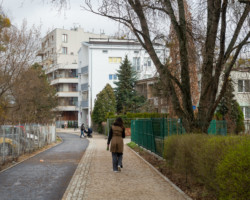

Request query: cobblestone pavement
[{"left": 62, "top": 131, "right": 191, "bottom": 200}]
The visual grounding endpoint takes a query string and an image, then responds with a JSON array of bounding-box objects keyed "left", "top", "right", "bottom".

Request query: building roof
[
  {"left": 232, "top": 67, "right": 250, "bottom": 72},
  {"left": 84, "top": 38, "right": 163, "bottom": 47}
]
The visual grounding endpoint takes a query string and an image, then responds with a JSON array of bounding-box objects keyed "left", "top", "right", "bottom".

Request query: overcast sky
[{"left": 1, "top": 0, "right": 119, "bottom": 37}]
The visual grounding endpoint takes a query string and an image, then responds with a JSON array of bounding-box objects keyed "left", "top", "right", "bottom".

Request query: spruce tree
[
  {"left": 114, "top": 55, "right": 145, "bottom": 113},
  {"left": 92, "top": 84, "right": 116, "bottom": 132}
]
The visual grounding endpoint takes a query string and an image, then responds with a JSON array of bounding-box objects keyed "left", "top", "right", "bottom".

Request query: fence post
[
  {"left": 162, "top": 117, "right": 165, "bottom": 156},
  {"left": 3, "top": 125, "right": 5, "bottom": 163},
  {"left": 11, "top": 125, "right": 14, "bottom": 160},
  {"left": 18, "top": 123, "right": 20, "bottom": 156}
]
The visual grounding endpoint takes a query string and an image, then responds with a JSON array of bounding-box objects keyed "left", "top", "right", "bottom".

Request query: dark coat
[
  {"left": 80, "top": 124, "right": 85, "bottom": 131},
  {"left": 108, "top": 125, "right": 125, "bottom": 153}
]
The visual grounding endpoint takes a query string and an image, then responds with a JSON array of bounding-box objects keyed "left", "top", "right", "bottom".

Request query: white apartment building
[
  {"left": 37, "top": 28, "right": 107, "bottom": 127},
  {"left": 78, "top": 38, "right": 167, "bottom": 127},
  {"left": 228, "top": 67, "right": 250, "bottom": 133},
  {"left": 231, "top": 68, "right": 250, "bottom": 119}
]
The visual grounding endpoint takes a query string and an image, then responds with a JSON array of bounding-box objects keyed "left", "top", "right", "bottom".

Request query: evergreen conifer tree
[
  {"left": 92, "top": 84, "right": 116, "bottom": 132},
  {"left": 114, "top": 55, "right": 145, "bottom": 113},
  {"left": 217, "top": 79, "right": 245, "bottom": 134}
]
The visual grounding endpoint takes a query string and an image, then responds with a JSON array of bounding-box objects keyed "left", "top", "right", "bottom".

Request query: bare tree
[
  {"left": 51, "top": 0, "right": 250, "bottom": 133},
  {"left": 0, "top": 18, "right": 41, "bottom": 122}
]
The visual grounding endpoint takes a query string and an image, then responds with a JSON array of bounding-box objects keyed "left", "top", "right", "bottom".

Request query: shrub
[
  {"left": 163, "top": 134, "right": 207, "bottom": 182},
  {"left": 216, "top": 139, "right": 250, "bottom": 200},
  {"left": 163, "top": 134, "right": 250, "bottom": 198},
  {"left": 194, "top": 136, "right": 230, "bottom": 191}
]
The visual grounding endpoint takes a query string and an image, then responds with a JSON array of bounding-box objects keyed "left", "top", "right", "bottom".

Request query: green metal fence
[
  {"left": 207, "top": 120, "right": 227, "bottom": 136},
  {"left": 131, "top": 118, "right": 227, "bottom": 157}
]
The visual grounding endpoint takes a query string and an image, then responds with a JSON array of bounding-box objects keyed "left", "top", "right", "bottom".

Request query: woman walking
[{"left": 107, "top": 117, "right": 125, "bottom": 172}]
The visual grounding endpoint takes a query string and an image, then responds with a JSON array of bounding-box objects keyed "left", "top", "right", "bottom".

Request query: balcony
[
  {"left": 56, "top": 106, "right": 77, "bottom": 111},
  {"left": 81, "top": 66, "right": 88, "bottom": 74},
  {"left": 57, "top": 92, "right": 78, "bottom": 97},
  {"left": 45, "top": 64, "right": 78, "bottom": 74},
  {"left": 81, "top": 83, "right": 88, "bottom": 91},
  {"left": 51, "top": 78, "right": 78, "bottom": 85},
  {"left": 81, "top": 100, "right": 88, "bottom": 108}
]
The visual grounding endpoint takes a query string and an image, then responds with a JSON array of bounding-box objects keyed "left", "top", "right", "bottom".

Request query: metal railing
[
  {"left": 0, "top": 124, "right": 56, "bottom": 165},
  {"left": 131, "top": 118, "right": 227, "bottom": 157}
]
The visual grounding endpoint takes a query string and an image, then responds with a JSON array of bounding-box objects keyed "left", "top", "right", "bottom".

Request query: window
[
  {"left": 62, "top": 47, "right": 68, "bottom": 54},
  {"left": 109, "top": 74, "right": 118, "bottom": 80},
  {"left": 133, "top": 57, "right": 141, "bottom": 71},
  {"left": 134, "top": 51, "right": 139, "bottom": 53},
  {"left": 241, "top": 106, "right": 250, "bottom": 119},
  {"left": 69, "top": 83, "right": 77, "bottom": 92},
  {"left": 62, "top": 34, "right": 68, "bottom": 42},
  {"left": 144, "top": 57, "right": 152, "bottom": 67},
  {"left": 109, "top": 57, "right": 122, "bottom": 63},
  {"left": 238, "top": 80, "right": 250, "bottom": 92},
  {"left": 69, "top": 97, "right": 78, "bottom": 106},
  {"left": 102, "top": 50, "right": 108, "bottom": 53}
]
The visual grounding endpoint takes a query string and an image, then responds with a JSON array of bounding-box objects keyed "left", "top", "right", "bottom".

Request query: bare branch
[{"left": 224, "top": 4, "right": 250, "bottom": 60}]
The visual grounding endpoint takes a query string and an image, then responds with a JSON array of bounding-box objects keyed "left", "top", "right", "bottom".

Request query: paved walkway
[
  {"left": 0, "top": 133, "right": 89, "bottom": 200},
  {"left": 60, "top": 129, "right": 191, "bottom": 200}
]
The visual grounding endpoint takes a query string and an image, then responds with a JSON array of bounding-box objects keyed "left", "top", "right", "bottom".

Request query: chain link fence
[{"left": 0, "top": 124, "right": 56, "bottom": 165}]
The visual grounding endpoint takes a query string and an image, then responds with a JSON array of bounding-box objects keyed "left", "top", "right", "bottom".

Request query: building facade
[
  {"left": 135, "top": 77, "right": 168, "bottom": 114},
  {"left": 78, "top": 38, "right": 167, "bottom": 127},
  {"left": 231, "top": 68, "right": 250, "bottom": 132},
  {"left": 38, "top": 28, "right": 107, "bottom": 127}
]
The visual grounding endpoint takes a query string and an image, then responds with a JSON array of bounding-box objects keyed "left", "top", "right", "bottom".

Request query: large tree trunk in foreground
[{"left": 74, "top": 0, "right": 250, "bottom": 133}]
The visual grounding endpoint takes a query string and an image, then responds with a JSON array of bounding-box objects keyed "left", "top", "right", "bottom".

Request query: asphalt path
[{"left": 0, "top": 133, "right": 89, "bottom": 200}]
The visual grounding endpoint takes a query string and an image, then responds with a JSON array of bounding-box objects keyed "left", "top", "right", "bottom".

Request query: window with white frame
[
  {"left": 144, "top": 57, "right": 152, "bottom": 67},
  {"left": 109, "top": 74, "right": 118, "bottom": 80},
  {"left": 62, "top": 34, "right": 68, "bottom": 43},
  {"left": 62, "top": 47, "right": 68, "bottom": 54},
  {"left": 241, "top": 106, "right": 250, "bottom": 119},
  {"left": 238, "top": 80, "right": 250, "bottom": 92},
  {"left": 109, "top": 57, "right": 122, "bottom": 63},
  {"left": 133, "top": 57, "right": 141, "bottom": 71}
]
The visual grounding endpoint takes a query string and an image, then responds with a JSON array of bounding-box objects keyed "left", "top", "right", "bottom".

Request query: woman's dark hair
[{"left": 113, "top": 117, "right": 124, "bottom": 128}]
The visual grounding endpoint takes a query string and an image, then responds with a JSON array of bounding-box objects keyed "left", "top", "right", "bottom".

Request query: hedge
[{"left": 163, "top": 134, "right": 250, "bottom": 199}]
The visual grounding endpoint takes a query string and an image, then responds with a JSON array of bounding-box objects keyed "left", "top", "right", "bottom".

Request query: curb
[
  {"left": 127, "top": 146, "right": 193, "bottom": 200},
  {"left": 0, "top": 137, "right": 63, "bottom": 174},
  {"left": 62, "top": 138, "right": 93, "bottom": 200}
]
